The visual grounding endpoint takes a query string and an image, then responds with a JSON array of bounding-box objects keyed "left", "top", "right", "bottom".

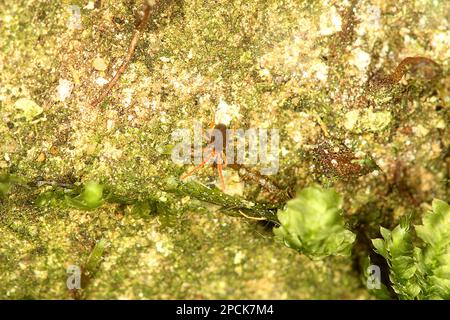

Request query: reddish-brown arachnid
[
  {"left": 180, "top": 111, "right": 231, "bottom": 190},
  {"left": 179, "top": 107, "right": 288, "bottom": 201}
]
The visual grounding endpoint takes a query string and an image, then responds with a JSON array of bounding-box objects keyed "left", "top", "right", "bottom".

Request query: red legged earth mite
[
  {"left": 180, "top": 102, "right": 238, "bottom": 190},
  {"left": 180, "top": 120, "right": 228, "bottom": 190},
  {"left": 180, "top": 102, "right": 288, "bottom": 200}
]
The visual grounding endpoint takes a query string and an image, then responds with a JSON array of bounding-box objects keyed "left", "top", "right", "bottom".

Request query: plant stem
[{"left": 90, "top": 3, "right": 152, "bottom": 108}]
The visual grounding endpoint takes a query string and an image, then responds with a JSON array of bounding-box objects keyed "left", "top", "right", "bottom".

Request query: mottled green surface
[{"left": 0, "top": 0, "right": 448, "bottom": 299}]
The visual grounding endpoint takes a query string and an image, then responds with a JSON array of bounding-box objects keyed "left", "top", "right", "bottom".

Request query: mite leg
[
  {"left": 181, "top": 151, "right": 215, "bottom": 180},
  {"left": 217, "top": 162, "right": 225, "bottom": 190},
  {"left": 203, "top": 111, "right": 216, "bottom": 141},
  {"left": 222, "top": 151, "right": 228, "bottom": 167},
  {"left": 209, "top": 111, "right": 216, "bottom": 129}
]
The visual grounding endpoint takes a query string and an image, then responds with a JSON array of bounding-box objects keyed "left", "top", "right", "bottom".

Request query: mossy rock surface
[{"left": 0, "top": 0, "right": 448, "bottom": 299}]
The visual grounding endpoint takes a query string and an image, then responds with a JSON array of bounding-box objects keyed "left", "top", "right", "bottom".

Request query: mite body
[
  {"left": 181, "top": 116, "right": 229, "bottom": 190},
  {"left": 210, "top": 123, "right": 228, "bottom": 160},
  {"left": 209, "top": 122, "right": 229, "bottom": 185}
]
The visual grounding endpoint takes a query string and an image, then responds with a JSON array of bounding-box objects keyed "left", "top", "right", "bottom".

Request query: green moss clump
[{"left": 274, "top": 185, "right": 355, "bottom": 259}]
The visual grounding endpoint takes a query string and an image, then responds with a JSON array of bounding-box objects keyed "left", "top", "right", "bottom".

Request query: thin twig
[{"left": 90, "top": 3, "right": 152, "bottom": 108}]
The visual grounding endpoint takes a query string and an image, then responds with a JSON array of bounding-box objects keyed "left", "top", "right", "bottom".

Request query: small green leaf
[
  {"left": 372, "top": 238, "right": 387, "bottom": 259},
  {"left": 82, "top": 181, "right": 104, "bottom": 207},
  {"left": 415, "top": 199, "right": 450, "bottom": 246},
  {"left": 65, "top": 181, "right": 104, "bottom": 210},
  {"left": 85, "top": 238, "right": 107, "bottom": 275},
  {"left": 380, "top": 227, "right": 391, "bottom": 241}
]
